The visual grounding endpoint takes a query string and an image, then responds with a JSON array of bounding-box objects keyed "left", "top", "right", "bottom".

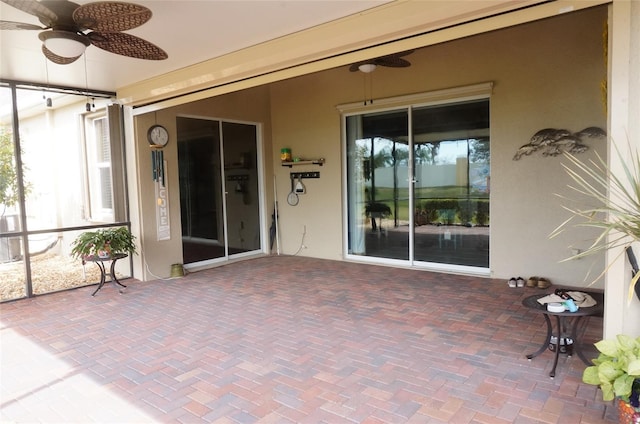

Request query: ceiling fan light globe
[
  {"left": 39, "top": 30, "right": 90, "bottom": 58},
  {"left": 358, "top": 63, "right": 377, "bottom": 73}
]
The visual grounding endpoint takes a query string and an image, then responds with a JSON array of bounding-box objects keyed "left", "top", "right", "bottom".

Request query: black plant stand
[{"left": 84, "top": 253, "right": 128, "bottom": 296}]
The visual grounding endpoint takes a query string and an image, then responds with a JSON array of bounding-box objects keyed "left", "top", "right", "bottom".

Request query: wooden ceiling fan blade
[
  {"left": 374, "top": 50, "right": 414, "bottom": 67},
  {"left": 389, "top": 49, "right": 415, "bottom": 58},
  {"left": 375, "top": 56, "right": 411, "bottom": 68},
  {"left": 349, "top": 50, "right": 414, "bottom": 71},
  {"left": 73, "top": 2, "right": 151, "bottom": 32},
  {"left": 0, "top": 19, "right": 44, "bottom": 30},
  {"left": 42, "top": 44, "right": 81, "bottom": 64},
  {"left": 1, "top": 0, "right": 57, "bottom": 26},
  {"left": 89, "top": 32, "right": 167, "bottom": 60}
]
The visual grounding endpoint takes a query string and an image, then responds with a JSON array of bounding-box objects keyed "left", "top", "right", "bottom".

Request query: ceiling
[
  {"left": 0, "top": 0, "right": 392, "bottom": 93},
  {"left": 2, "top": 1, "right": 594, "bottom": 102}
]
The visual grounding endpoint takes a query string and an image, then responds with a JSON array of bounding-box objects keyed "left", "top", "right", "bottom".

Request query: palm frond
[{"left": 553, "top": 142, "right": 640, "bottom": 301}]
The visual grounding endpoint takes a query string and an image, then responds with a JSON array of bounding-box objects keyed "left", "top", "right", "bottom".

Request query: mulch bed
[{"left": 1, "top": 252, "right": 103, "bottom": 301}]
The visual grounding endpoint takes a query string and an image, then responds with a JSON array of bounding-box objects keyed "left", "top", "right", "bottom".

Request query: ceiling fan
[
  {"left": 0, "top": 0, "right": 167, "bottom": 64},
  {"left": 349, "top": 50, "right": 414, "bottom": 73}
]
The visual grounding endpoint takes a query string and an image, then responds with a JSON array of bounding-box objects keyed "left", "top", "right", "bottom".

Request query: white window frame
[
  {"left": 338, "top": 82, "right": 493, "bottom": 275},
  {"left": 83, "top": 110, "right": 114, "bottom": 222}
]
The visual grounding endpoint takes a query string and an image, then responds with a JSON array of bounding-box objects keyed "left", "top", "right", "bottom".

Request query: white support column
[{"left": 604, "top": 0, "right": 640, "bottom": 338}]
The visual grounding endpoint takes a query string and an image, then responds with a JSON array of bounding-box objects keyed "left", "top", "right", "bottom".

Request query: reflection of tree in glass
[
  {"left": 374, "top": 146, "right": 393, "bottom": 167},
  {"left": 469, "top": 138, "right": 490, "bottom": 163},
  {"left": 357, "top": 137, "right": 396, "bottom": 180},
  {"left": 414, "top": 143, "right": 439, "bottom": 164}
]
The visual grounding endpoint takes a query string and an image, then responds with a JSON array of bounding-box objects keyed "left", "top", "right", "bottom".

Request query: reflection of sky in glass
[
  {"left": 356, "top": 137, "right": 477, "bottom": 165},
  {"left": 436, "top": 140, "right": 468, "bottom": 165}
]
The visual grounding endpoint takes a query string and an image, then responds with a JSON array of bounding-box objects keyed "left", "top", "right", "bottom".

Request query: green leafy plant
[
  {"left": 0, "top": 128, "right": 31, "bottom": 212},
  {"left": 582, "top": 334, "right": 640, "bottom": 404},
  {"left": 71, "top": 227, "right": 137, "bottom": 260},
  {"left": 550, "top": 143, "right": 640, "bottom": 301}
]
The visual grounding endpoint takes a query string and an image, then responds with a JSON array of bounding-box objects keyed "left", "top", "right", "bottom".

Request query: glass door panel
[
  {"left": 222, "top": 122, "right": 260, "bottom": 255},
  {"left": 177, "top": 117, "right": 225, "bottom": 263},
  {"left": 177, "top": 118, "right": 261, "bottom": 265},
  {"left": 346, "top": 99, "right": 489, "bottom": 270},
  {"left": 346, "top": 110, "right": 409, "bottom": 260},
  {"left": 412, "top": 101, "right": 490, "bottom": 268}
]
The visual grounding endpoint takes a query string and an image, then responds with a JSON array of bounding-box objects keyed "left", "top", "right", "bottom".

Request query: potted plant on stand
[
  {"left": 365, "top": 201, "right": 391, "bottom": 232},
  {"left": 552, "top": 144, "right": 640, "bottom": 422},
  {"left": 71, "top": 226, "right": 137, "bottom": 260}
]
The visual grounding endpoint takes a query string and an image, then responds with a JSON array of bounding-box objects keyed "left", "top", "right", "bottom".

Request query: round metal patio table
[{"left": 522, "top": 293, "right": 603, "bottom": 378}]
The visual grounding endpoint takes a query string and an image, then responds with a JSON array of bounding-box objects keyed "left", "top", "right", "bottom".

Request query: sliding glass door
[
  {"left": 346, "top": 111, "right": 409, "bottom": 261},
  {"left": 177, "top": 117, "right": 261, "bottom": 265},
  {"left": 345, "top": 97, "right": 490, "bottom": 271}
]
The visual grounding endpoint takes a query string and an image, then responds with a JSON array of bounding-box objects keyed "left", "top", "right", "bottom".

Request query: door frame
[
  {"left": 176, "top": 114, "right": 267, "bottom": 269},
  {"left": 338, "top": 83, "right": 493, "bottom": 275}
]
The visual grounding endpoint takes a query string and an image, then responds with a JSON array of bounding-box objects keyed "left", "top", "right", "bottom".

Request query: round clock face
[{"left": 148, "top": 124, "right": 169, "bottom": 147}]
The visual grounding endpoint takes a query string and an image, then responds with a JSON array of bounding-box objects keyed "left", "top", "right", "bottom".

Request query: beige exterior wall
[
  {"left": 270, "top": 7, "right": 608, "bottom": 285},
  {"left": 133, "top": 6, "right": 611, "bottom": 286},
  {"left": 132, "top": 86, "right": 273, "bottom": 279},
  {"left": 127, "top": 3, "right": 640, "bottom": 337}
]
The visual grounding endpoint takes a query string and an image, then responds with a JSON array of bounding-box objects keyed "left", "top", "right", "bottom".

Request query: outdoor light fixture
[
  {"left": 38, "top": 30, "right": 90, "bottom": 58},
  {"left": 358, "top": 63, "right": 377, "bottom": 73}
]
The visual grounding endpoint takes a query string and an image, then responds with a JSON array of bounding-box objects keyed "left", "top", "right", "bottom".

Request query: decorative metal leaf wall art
[{"left": 513, "top": 127, "right": 606, "bottom": 160}]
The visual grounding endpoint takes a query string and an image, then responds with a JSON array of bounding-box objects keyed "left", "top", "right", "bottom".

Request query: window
[
  {"left": 84, "top": 112, "right": 114, "bottom": 221},
  {"left": 83, "top": 105, "right": 125, "bottom": 223},
  {"left": 341, "top": 84, "right": 491, "bottom": 271}
]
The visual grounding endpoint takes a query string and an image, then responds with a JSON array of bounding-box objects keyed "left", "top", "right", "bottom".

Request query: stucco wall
[
  {"left": 133, "top": 7, "right": 609, "bottom": 288},
  {"left": 133, "top": 85, "right": 273, "bottom": 279},
  {"left": 270, "top": 6, "right": 608, "bottom": 285}
]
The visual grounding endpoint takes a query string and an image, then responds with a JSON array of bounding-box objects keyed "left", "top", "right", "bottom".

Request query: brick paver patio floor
[{"left": 1, "top": 256, "right": 617, "bottom": 423}]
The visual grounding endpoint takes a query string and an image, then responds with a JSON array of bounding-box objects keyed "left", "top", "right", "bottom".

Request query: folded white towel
[
  {"left": 536, "top": 291, "right": 597, "bottom": 308},
  {"left": 537, "top": 294, "right": 564, "bottom": 305},
  {"left": 567, "top": 291, "right": 597, "bottom": 307}
]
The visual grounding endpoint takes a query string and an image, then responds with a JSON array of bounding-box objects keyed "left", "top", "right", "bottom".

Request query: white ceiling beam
[{"left": 126, "top": 0, "right": 610, "bottom": 109}]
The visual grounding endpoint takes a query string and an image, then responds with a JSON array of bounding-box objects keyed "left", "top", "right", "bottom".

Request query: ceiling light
[
  {"left": 358, "top": 63, "right": 377, "bottom": 73},
  {"left": 39, "top": 30, "right": 90, "bottom": 58}
]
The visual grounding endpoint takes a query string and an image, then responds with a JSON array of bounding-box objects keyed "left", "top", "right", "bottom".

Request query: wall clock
[{"left": 147, "top": 124, "right": 169, "bottom": 148}]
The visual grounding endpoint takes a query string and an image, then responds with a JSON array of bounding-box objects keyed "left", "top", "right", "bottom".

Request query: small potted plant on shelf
[
  {"left": 71, "top": 227, "right": 137, "bottom": 260},
  {"left": 582, "top": 335, "right": 640, "bottom": 422}
]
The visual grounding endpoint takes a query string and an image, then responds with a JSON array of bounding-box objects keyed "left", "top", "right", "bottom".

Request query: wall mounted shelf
[{"left": 281, "top": 158, "right": 325, "bottom": 167}]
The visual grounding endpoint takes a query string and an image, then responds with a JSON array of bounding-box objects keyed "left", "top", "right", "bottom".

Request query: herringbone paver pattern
[{"left": 1, "top": 256, "right": 617, "bottom": 423}]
